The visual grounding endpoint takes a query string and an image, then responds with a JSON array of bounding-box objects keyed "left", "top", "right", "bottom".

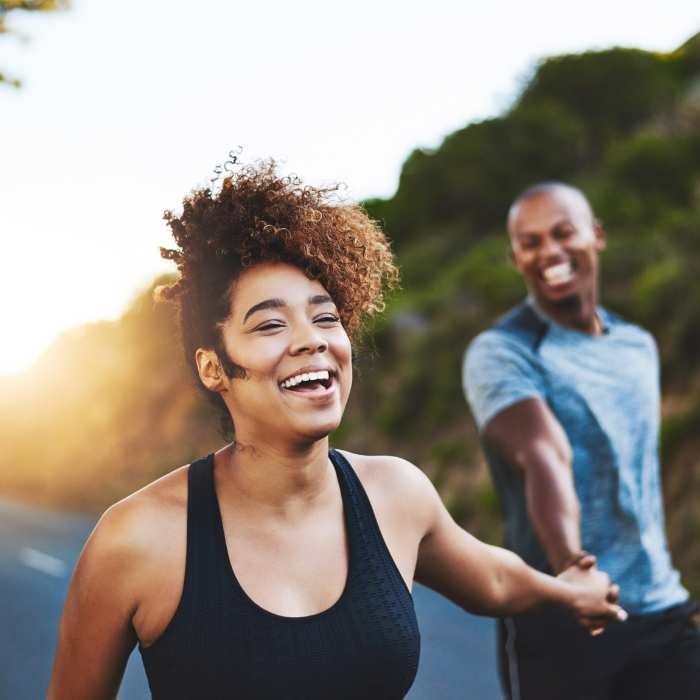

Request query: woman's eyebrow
[
  {"left": 243, "top": 294, "right": 334, "bottom": 322},
  {"left": 244, "top": 298, "right": 286, "bottom": 322}
]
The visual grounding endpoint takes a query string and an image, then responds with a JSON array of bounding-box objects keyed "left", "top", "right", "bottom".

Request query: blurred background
[{"left": 2, "top": 1, "right": 700, "bottom": 697}]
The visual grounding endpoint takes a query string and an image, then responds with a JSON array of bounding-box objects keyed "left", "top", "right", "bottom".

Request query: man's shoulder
[
  {"left": 467, "top": 302, "right": 546, "bottom": 356},
  {"left": 464, "top": 305, "right": 546, "bottom": 401},
  {"left": 601, "top": 307, "right": 657, "bottom": 349},
  {"left": 601, "top": 305, "right": 647, "bottom": 330},
  {"left": 495, "top": 302, "right": 549, "bottom": 345},
  {"left": 472, "top": 303, "right": 655, "bottom": 350}
]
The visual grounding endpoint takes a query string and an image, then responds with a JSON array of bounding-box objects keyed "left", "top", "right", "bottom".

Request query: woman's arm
[
  {"left": 413, "top": 468, "right": 626, "bottom": 631},
  {"left": 47, "top": 501, "right": 147, "bottom": 700}
]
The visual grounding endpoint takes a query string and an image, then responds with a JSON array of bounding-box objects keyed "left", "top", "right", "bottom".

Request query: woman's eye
[
  {"left": 256, "top": 322, "right": 285, "bottom": 332},
  {"left": 315, "top": 315, "right": 339, "bottom": 324}
]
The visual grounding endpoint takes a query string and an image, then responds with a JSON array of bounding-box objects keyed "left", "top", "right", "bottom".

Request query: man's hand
[{"left": 557, "top": 555, "right": 627, "bottom": 635}]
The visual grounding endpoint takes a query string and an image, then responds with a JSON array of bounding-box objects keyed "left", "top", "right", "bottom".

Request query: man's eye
[{"left": 256, "top": 322, "right": 284, "bottom": 331}]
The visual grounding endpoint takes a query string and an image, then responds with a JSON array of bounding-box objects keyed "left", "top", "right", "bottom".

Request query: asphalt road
[{"left": 0, "top": 497, "right": 502, "bottom": 699}]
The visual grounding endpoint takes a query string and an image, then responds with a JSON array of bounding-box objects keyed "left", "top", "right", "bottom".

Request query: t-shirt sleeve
[{"left": 463, "top": 331, "right": 545, "bottom": 432}]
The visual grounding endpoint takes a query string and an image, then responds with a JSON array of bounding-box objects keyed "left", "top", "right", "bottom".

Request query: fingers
[
  {"left": 583, "top": 606, "right": 628, "bottom": 625},
  {"left": 577, "top": 554, "right": 597, "bottom": 570},
  {"left": 611, "top": 604, "right": 628, "bottom": 622},
  {"left": 593, "top": 603, "right": 627, "bottom": 622},
  {"left": 577, "top": 616, "right": 606, "bottom": 635},
  {"left": 577, "top": 615, "right": 601, "bottom": 633},
  {"left": 606, "top": 583, "right": 620, "bottom": 603},
  {"left": 577, "top": 603, "right": 628, "bottom": 635}
]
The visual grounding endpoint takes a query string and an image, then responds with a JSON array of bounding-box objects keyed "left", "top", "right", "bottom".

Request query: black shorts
[{"left": 498, "top": 600, "right": 700, "bottom": 700}]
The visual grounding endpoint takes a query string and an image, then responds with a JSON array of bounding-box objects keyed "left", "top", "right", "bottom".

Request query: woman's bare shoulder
[
  {"left": 51, "top": 463, "right": 195, "bottom": 687},
  {"left": 100, "top": 465, "right": 188, "bottom": 541},
  {"left": 335, "top": 450, "right": 437, "bottom": 525},
  {"left": 336, "top": 449, "right": 431, "bottom": 491},
  {"left": 78, "top": 464, "right": 190, "bottom": 591}
]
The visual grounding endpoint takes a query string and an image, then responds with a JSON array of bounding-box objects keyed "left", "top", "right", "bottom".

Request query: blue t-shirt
[{"left": 463, "top": 299, "right": 687, "bottom": 614}]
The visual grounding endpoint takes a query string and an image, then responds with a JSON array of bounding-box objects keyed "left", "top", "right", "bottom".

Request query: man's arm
[{"left": 482, "top": 396, "right": 583, "bottom": 574}]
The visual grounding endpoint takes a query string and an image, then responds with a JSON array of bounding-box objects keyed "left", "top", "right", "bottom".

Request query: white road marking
[{"left": 18, "top": 547, "right": 68, "bottom": 578}]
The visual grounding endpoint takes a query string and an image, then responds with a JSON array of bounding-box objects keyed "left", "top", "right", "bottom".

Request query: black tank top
[{"left": 139, "top": 449, "right": 420, "bottom": 699}]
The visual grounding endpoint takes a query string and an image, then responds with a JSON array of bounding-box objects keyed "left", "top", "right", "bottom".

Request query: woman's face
[{"left": 212, "top": 262, "right": 353, "bottom": 446}]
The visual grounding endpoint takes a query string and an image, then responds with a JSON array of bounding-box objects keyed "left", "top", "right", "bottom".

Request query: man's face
[{"left": 508, "top": 189, "right": 606, "bottom": 310}]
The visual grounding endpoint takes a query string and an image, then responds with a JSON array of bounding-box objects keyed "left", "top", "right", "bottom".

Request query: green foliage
[
  {"left": 515, "top": 48, "right": 685, "bottom": 155},
  {"left": 607, "top": 133, "right": 700, "bottom": 212},
  {"left": 661, "top": 395, "right": 700, "bottom": 462}
]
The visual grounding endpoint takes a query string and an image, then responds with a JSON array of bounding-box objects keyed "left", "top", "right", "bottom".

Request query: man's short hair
[{"left": 508, "top": 181, "right": 595, "bottom": 230}]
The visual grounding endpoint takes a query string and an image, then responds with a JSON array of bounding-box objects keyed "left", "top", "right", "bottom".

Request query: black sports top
[{"left": 139, "top": 449, "right": 420, "bottom": 699}]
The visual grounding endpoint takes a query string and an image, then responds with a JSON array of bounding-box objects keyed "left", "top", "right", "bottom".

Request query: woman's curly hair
[{"left": 156, "top": 158, "right": 399, "bottom": 434}]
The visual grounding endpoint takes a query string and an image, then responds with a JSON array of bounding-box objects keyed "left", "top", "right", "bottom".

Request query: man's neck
[{"left": 529, "top": 293, "right": 603, "bottom": 336}]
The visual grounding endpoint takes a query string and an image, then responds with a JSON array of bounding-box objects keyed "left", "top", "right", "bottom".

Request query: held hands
[{"left": 557, "top": 554, "right": 628, "bottom": 636}]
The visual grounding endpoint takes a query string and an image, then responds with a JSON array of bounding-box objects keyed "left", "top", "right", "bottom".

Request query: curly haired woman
[{"left": 48, "top": 160, "right": 626, "bottom": 700}]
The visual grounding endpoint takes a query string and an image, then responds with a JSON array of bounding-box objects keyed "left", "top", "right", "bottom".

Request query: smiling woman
[
  {"left": 47, "top": 159, "right": 626, "bottom": 700},
  {"left": 154, "top": 159, "right": 397, "bottom": 435},
  {"left": 195, "top": 262, "right": 355, "bottom": 450}
]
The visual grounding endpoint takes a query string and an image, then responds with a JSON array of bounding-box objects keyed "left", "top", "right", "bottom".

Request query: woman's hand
[
  {"left": 399, "top": 456, "right": 628, "bottom": 626},
  {"left": 557, "top": 554, "right": 627, "bottom": 635}
]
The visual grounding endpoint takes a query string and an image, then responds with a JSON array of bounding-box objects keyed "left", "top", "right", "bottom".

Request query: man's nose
[{"left": 539, "top": 235, "right": 565, "bottom": 261}]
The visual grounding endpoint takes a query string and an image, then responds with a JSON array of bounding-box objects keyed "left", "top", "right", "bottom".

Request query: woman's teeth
[
  {"left": 542, "top": 262, "right": 573, "bottom": 285},
  {"left": 280, "top": 370, "right": 330, "bottom": 390}
]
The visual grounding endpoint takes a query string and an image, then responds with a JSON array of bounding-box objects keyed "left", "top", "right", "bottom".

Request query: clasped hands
[{"left": 557, "top": 553, "right": 628, "bottom": 636}]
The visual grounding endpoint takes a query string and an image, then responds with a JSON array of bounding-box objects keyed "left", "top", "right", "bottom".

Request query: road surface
[{"left": 0, "top": 497, "right": 502, "bottom": 699}]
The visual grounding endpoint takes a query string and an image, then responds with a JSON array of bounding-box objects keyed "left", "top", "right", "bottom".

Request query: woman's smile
[{"left": 278, "top": 366, "right": 339, "bottom": 400}]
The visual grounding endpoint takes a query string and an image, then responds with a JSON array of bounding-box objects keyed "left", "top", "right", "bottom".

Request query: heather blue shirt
[{"left": 463, "top": 299, "right": 688, "bottom": 614}]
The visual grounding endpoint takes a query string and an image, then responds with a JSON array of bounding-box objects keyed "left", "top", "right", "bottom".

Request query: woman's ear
[{"left": 195, "top": 348, "right": 226, "bottom": 392}]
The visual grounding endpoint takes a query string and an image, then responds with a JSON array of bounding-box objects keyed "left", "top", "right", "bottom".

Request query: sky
[{"left": 2, "top": 0, "right": 700, "bottom": 375}]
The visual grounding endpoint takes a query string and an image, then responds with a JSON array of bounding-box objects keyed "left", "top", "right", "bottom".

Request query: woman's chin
[{"left": 292, "top": 416, "right": 343, "bottom": 443}]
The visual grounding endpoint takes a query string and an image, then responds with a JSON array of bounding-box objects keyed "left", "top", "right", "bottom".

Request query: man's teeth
[
  {"left": 280, "top": 370, "right": 330, "bottom": 389},
  {"left": 542, "top": 262, "right": 573, "bottom": 284}
]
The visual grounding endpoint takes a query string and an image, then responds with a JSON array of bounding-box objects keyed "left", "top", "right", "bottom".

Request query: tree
[{"left": 0, "top": 0, "right": 68, "bottom": 87}]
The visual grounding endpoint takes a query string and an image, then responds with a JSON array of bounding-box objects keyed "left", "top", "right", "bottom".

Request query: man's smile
[{"left": 541, "top": 260, "right": 576, "bottom": 288}]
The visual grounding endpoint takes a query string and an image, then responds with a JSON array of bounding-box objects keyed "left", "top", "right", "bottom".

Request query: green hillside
[{"left": 2, "top": 33, "right": 699, "bottom": 594}]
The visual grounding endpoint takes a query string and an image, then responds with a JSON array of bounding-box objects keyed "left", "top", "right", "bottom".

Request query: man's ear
[
  {"left": 508, "top": 241, "right": 523, "bottom": 272},
  {"left": 594, "top": 220, "right": 607, "bottom": 252},
  {"left": 508, "top": 246, "right": 517, "bottom": 267},
  {"left": 195, "top": 348, "right": 226, "bottom": 392}
]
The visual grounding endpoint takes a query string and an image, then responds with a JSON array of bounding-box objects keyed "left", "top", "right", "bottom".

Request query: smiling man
[{"left": 462, "top": 182, "right": 699, "bottom": 699}]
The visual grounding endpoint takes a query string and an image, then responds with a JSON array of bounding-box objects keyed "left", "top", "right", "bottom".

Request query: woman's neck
[{"left": 214, "top": 437, "right": 335, "bottom": 517}]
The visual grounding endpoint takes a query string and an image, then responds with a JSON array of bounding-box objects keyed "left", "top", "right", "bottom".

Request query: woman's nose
[{"left": 289, "top": 323, "right": 328, "bottom": 355}]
